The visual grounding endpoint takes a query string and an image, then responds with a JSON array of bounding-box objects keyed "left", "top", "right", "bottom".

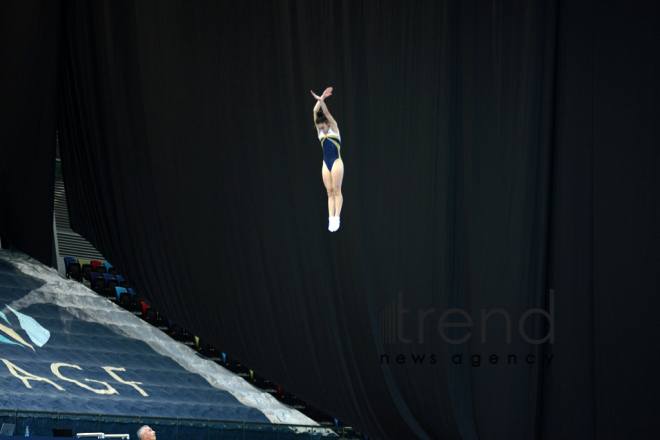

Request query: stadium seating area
[{"left": 63, "top": 256, "right": 340, "bottom": 428}]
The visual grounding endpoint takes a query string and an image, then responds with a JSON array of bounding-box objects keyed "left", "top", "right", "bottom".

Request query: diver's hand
[{"left": 321, "top": 87, "right": 333, "bottom": 100}]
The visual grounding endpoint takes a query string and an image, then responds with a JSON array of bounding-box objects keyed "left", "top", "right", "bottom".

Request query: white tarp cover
[{"left": 0, "top": 250, "right": 318, "bottom": 426}]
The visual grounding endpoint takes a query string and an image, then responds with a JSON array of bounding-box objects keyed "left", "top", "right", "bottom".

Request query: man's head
[{"left": 137, "top": 425, "right": 156, "bottom": 440}]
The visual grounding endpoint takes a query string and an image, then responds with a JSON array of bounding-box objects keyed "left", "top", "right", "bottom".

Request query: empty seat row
[
  {"left": 64, "top": 257, "right": 119, "bottom": 281},
  {"left": 90, "top": 273, "right": 130, "bottom": 291}
]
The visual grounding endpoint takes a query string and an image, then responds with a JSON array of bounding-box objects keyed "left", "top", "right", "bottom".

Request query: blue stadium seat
[
  {"left": 93, "top": 275, "right": 106, "bottom": 295},
  {"left": 105, "top": 262, "right": 119, "bottom": 276},
  {"left": 83, "top": 268, "right": 96, "bottom": 282},
  {"left": 116, "top": 287, "right": 131, "bottom": 309},
  {"left": 64, "top": 257, "right": 82, "bottom": 281},
  {"left": 64, "top": 257, "right": 77, "bottom": 273},
  {"left": 115, "top": 286, "right": 128, "bottom": 302},
  {"left": 69, "top": 262, "right": 82, "bottom": 281},
  {"left": 89, "top": 271, "right": 101, "bottom": 286},
  {"left": 102, "top": 273, "right": 118, "bottom": 298}
]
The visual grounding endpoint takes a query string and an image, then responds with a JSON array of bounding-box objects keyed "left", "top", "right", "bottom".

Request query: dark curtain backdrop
[
  {"left": 548, "top": 2, "right": 659, "bottom": 439},
  {"left": 2, "top": 0, "right": 658, "bottom": 439},
  {"left": 0, "top": 0, "right": 61, "bottom": 264}
]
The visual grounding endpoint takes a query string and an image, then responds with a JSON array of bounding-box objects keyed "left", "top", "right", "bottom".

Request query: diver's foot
[{"left": 329, "top": 216, "right": 340, "bottom": 232}]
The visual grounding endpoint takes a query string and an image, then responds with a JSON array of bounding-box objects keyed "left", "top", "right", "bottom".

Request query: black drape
[
  {"left": 0, "top": 0, "right": 61, "bottom": 264},
  {"left": 2, "top": 0, "right": 658, "bottom": 438},
  {"left": 548, "top": 2, "right": 660, "bottom": 439}
]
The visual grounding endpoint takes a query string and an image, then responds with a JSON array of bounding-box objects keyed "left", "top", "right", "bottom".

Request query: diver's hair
[{"left": 315, "top": 112, "right": 328, "bottom": 125}]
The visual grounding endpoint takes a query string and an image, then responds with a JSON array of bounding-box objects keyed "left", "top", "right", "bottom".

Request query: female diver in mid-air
[{"left": 311, "top": 87, "right": 343, "bottom": 232}]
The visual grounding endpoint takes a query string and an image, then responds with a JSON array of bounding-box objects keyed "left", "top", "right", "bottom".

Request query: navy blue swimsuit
[{"left": 319, "top": 129, "right": 341, "bottom": 171}]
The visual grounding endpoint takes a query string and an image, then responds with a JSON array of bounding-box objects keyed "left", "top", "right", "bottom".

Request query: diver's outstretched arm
[
  {"left": 311, "top": 87, "right": 333, "bottom": 112},
  {"left": 311, "top": 87, "right": 337, "bottom": 130},
  {"left": 319, "top": 100, "right": 337, "bottom": 131}
]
